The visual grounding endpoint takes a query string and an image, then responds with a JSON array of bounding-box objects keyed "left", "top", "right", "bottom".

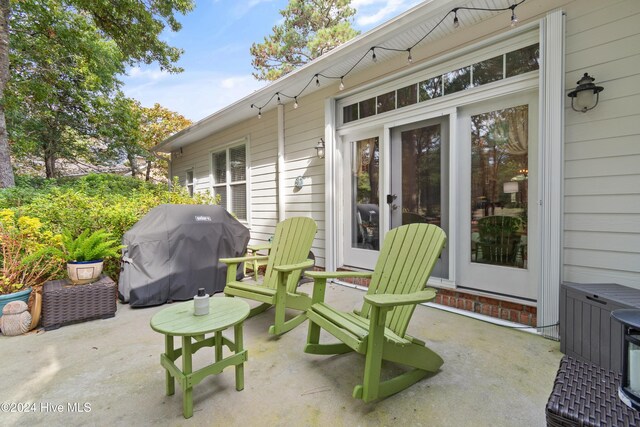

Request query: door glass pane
[
  {"left": 400, "top": 125, "right": 441, "bottom": 227},
  {"left": 352, "top": 137, "right": 379, "bottom": 251},
  {"left": 471, "top": 105, "right": 528, "bottom": 269}
]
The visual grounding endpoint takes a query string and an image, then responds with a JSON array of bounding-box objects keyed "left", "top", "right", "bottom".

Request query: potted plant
[
  {"left": 60, "top": 229, "right": 122, "bottom": 285},
  {"left": 0, "top": 210, "right": 63, "bottom": 314}
]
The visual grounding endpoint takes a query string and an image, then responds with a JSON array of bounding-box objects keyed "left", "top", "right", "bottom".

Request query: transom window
[
  {"left": 342, "top": 43, "right": 539, "bottom": 124},
  {"left": 211, "top": 144, "right": 247, "bottom": 221}
]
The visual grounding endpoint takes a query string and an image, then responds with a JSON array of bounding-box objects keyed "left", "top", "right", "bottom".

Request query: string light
[
  {"left": 510, "top": 4, "right": 518, "bottom": 27},
  {"left": 250, "top": 0, "right": 526, "bottom": 117}
]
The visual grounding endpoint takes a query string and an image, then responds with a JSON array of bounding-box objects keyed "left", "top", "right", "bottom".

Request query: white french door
[
  {"left": 341, "top": 131, "right": 383, "bottom": 270},
  {"left": 456, "top": 91, "right": 538, "bottom": 301}
]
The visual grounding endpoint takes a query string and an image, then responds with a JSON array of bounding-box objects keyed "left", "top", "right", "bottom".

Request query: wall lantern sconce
[
  {"left": 567, "top": 73, "right": 604, "bottom": 113},
  {"left": 315, "top": 138, "right": 325, "bottom": 159}
]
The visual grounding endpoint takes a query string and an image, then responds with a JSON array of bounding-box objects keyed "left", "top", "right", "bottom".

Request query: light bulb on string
[
  {"left": 371, "top": 48, "right": 377, "bottom": 63},
  {"left": 339, "top": 77, "right": 345, "bottom": 91},
  {"left": 453, "top": 9, "right": 460, "bottom": 28},
  {"left": 294, "top": 97, "right": 299, "bottom": 109},
  {"left": 510, "top": 5, "right": 518, "bottom": 27},
  {"left": 277, "top": 93, "right": 281, "bottom": 105},
  {"left": 258, "top": 108, "right": 262, "bottom": 119},
  {"left": 315, "top": 74, "right": 320, "bottom": 87},
  {"left": 407, "top": 49, "right": 413, "bottom": 64}
]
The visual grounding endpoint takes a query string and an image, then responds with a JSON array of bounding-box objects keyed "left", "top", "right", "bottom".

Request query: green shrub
[
  {"left": 0, "top": 210, "right": 65, "bottom": 294},
  {"left": 0, "top": 174, "right": 219, "bottom": 281}
]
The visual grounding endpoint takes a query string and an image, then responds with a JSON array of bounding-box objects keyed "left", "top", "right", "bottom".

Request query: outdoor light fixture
[
  {"left": 294, "top": 97, "right": 299, "bottom": 109},
  {"left": 452, "top": 8, "right": 460, "bottom": 28},
  {"left": 567, "top": 73, "right": 604, "bottom": 113},
  {"left": 339, "top": 77, "right": 345, "bottom": 91},
  {"left": 315, "top": 138, "right": 325, "bottom": 159},
  {"left": 612, "top": 310, "right": 640, "bottom": 411}
]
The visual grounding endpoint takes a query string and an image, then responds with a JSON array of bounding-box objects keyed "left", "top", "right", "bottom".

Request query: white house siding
[
  {"left": 171, "top": 107, "right": 280, "bottom": 246},
  {"left": 282, "top": 88, "right": 330, "bottom": 267},
  {"left": 563, "top": 0, "right": 640, "bottom": 287}
]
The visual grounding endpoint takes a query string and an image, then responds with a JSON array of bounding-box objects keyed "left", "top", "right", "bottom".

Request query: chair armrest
[
  {"left": 364, "top": 289, "right": 437, "bottom": 308},
  {"left": 220, "top": 255, "right": 269, "bottom": 265},
  {"left": 247, "top": 243, "right": 272, "bottom": 252},
  {"left": 306, "top": 271, "right": 373, "bottom": 280},
  {"left": 273, "top": 259, "right": 315, "bottom": 273}
]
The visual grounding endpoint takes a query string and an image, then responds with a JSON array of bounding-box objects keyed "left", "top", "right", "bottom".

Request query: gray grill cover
[{"left": 118, "top": 204, "right": 249, "bottom": 307}]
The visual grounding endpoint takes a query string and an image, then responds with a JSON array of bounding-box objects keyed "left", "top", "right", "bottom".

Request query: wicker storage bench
[
  {"left": 546, "top": 356, "right": 640, "bottom": 426},
  {"left": 42, "top": 275, "right": 116, "bottom": 330}
]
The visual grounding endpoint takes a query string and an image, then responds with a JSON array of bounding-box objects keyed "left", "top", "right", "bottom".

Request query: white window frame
[{"left": 209, "top": 137, "right": 250, "bottom": 224}]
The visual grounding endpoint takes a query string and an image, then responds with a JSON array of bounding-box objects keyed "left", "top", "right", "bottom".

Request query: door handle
[{"left": 386, "top": 194, "right": 397, "bottom": 204}]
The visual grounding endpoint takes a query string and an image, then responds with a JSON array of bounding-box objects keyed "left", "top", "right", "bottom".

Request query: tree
[
  {"left": 0, "top": 0, "right": 194, "bottom": 186},
  {"left": 250, "top": 0, "right": 359, "bottom": 81},
  {"left": 7, "top": 1, "right": 123, "bottom": 178},
  {"left": 135, "top": 103, "right": 191, "bottom": 181}
]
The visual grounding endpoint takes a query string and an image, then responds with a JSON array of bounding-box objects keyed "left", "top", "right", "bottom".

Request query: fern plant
[{"left": 60, "top": 229, "right": 123, "bottom": 262}]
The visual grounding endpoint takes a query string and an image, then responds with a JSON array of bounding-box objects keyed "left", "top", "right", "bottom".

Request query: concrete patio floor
[{"left": 1, "top": 282, "right": 562, "bottom": 426}]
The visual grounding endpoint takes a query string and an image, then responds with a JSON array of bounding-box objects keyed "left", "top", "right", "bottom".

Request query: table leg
[
  {"left": 234, "top": 322, "right": 245, "bottom": 391},
  {"left": 182, "top": 336, "right": 193, "bottom": 419},
  {"left": 165, "top": 334, "right": 175, "bottom": 396},
  {"left": 215, "top": 331, "right": 223, "bottom": 362}
]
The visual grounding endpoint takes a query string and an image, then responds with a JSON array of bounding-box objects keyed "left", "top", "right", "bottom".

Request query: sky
[{"left": 121, "top": 0, "right": 422, "bottom": 122}]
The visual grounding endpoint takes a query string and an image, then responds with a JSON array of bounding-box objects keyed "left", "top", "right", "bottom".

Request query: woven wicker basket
[
  {"left": 546, "top": 356, "right": 640, "bottom": 426},
  {"left": 41, "top": 275, "right": 116, "bottom": 330}
]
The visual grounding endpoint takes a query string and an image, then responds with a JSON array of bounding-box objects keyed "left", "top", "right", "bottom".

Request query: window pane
[
  {"left": 186, "top": 171, "right": 194, "bottom": 197},
  {"left": 212, "top": 152, "right": 226, "bottom": 184},
  {"left": 444, "top": 66, "right": 471, "bottom": 95},
  {"left": 377, "top": 91, "right": 395, "bottom": 114},
  {"left": 473, "top": 55, "right": 503, "bottom": 86},
  {"left": 343, "top": 104, "right": 358, "bottom": 123},
  {"left": 359, "top": 97, "right": 376, "bottom": 119},
  {"left": 397, "top": 84, "right": 417, "bottom": 108},
  {"left": 214, "top": 186, "right": 227, "bottom": 210},
  {"left": 231, "top": 184, "right": 246, "bottom": 220},
  {"left": 401, "top": 125, "right": 441, "bottom": 227},
  {"left": 419, "top": 76, "right": 442, "bottom": 101},
  {"left": 506, "top": 44, "right": 539, "bottom": 77},
  {"left": 470, "top": 105, "right": 528, "bottom": 269},
  {"left": 229, "top": 145, "right": 246, "bottom": 182},
  {"left": 352, "top": 138, "right": 379, "bottom": 251}
]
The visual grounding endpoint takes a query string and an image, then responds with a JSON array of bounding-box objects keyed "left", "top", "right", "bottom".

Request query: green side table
[{"left": 150, "top": 297, "right": 250, "bottom": 418}]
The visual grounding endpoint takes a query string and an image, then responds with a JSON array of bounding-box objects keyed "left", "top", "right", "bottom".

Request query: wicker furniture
[
  {"left": 150, "top": 298, "right": 250, "bottom": 419},
  {"left": 41, "top": 275, "right": 116, "bottom": 330},
  {"left": 546, "top": 356, "right": 640, "bottom": 426}
]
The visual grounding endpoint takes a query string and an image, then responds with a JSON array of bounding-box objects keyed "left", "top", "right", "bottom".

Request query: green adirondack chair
[
  {"left": 304, "top": 223, "right": 446, "bottom": 402},
  {"left": 221, "top": 216, "right": 317, "bottom": 335}
]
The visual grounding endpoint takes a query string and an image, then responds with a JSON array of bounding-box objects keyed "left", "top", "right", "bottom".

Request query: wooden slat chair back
[
  {"left": 304, "top": 223, "right": 446, "bottom": 402},
  {"left": 360, "top": 223, "right": 445, "bottom": 337},
  {"left": 221, "top": 217, "right": 317, "bottom": 335}
]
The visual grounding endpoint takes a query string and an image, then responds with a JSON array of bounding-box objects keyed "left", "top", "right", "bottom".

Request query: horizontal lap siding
[
  {"left": 283, "top": 88, "right": 328, "bottom": 267},
  {"left": 563, "top": 0, "right": 640, "bottom": 288},
  {"left": 171, "top": 108, "right": 279, "bottom": 247}
]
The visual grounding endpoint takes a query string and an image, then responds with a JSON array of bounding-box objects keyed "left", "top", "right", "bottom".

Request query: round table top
[{"left": 150, "top": 297, "right": 250, "bottom": 336}]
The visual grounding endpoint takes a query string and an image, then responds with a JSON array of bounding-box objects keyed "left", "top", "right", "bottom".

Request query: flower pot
[
  {"left": 0, "top": 288, "right": 32, "bottom": 316},
  {"left": 67, "top": 260, "right": 104, "bottom": 285}
]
